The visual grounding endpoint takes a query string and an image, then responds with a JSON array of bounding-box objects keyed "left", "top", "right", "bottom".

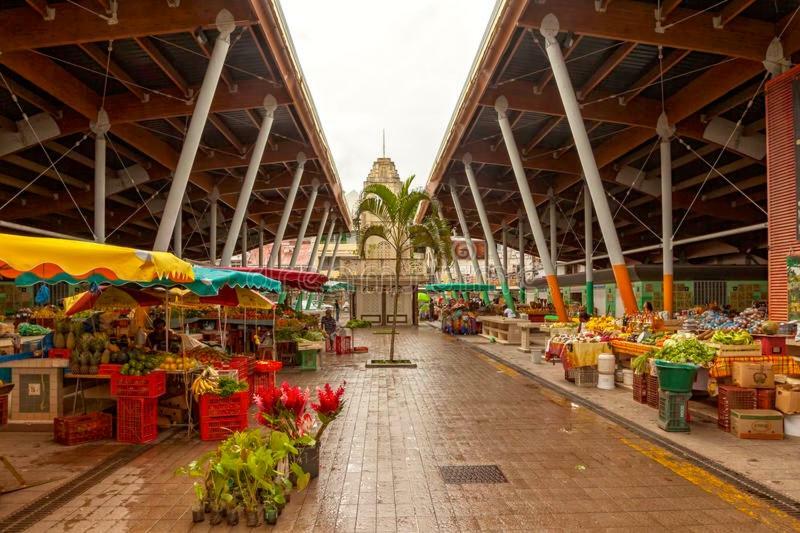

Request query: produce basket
[
  {"left": 199, "top": 391, "right": 248, "bottom": 419},
  {"left": 97, "top": 364, "right": 122, "bottom": 377},
  {"left": 574, "top": 366, "right": 598, "bottom": 388},
  {"left": 54, "top": 412, "right": 113, "bottom": 445},
  {"left": 717, "top": 385, "right": 756, "bottom": 431},
  {"left": 706, "top": 342, "right": 762, "bottom": 358},
  {"left": 117, "top": 397, "right": 158, "bottom": 443},
  {"left": 200, "top": 414, "right": 247, "bottom": 441},
  {"left": 756, "top": 388, "right": 776, "bottom": 409},
  {"left": 48, "top": 348, "right": 71, "bottom": 359},
  {"left": 654, "top": 360, "right": 697, "bottom": 393},
  {"left": 646, "top": 374, "right": 659, "bottom": 408},
  {"left": 335, "top": 335, "right": 353, "bottom": 355},
  {"left": 632, "top": 373, "right": 648, "bottom": 404},
  {"left": 110, "top": 371, "right": 166, "bottom": 398},
  {"left": 657, "top": 390, "right": 691, "bottom": 432},
  {"left": 299, "top": 349, "right": 319, "bottom": 370}
]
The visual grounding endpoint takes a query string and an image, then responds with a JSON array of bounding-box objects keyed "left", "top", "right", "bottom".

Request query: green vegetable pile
[
  {"left": 345, "top": 319, "right": 372, "bottom": 329},
  {"left": 17, "top": 322, "right": 51, "bottom": 336},
  {"left": 217, "top": 376, "right": 248, "bottom": 398},
  {"left": 631, "top": 354, "right": 650, "bottom": 374},
  {"left": 120, "top": 350, "right": 163, "bottom": 376},
  {"left": 711, "top": 328, "right": 753, "bottom": 345},
  {"left": 654, "top": 333, "right": 715, "bottom": 365},
  {"left": 300, "top": 330, "right": 325, "bottom": 342}
]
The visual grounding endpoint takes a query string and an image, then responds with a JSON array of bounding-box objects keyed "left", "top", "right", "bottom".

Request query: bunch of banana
[{"left": 190, "top": 366, "right": 220, "bottom": 397}]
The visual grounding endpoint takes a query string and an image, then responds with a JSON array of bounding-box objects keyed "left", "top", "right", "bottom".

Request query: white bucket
[
  {"left": 597, "top": 373, "right": 615, "bottom": 390},
  {"left": 622, "top": 369, "right": 634, "bottom": 386},
  {"left": 531, "top": 350, "right": 543, "bottom": 364},
  {"left": 785, "top": 414, "right": 800, "bottom": 437},
  {"left": 598, "top": 353, "right": 616, "bottom": 374}
]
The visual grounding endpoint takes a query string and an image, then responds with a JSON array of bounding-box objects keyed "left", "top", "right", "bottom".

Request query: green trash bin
[
  {"left": 299, "top": 349, "right": 319, "bottom": 371},
  {"left": 654, "top": 360, "right": 697, "bottom": 393}
]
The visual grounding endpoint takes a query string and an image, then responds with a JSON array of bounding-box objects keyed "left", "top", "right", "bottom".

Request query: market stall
[{"left": 477, "top": 316, "right": 529, "bottom": 344}]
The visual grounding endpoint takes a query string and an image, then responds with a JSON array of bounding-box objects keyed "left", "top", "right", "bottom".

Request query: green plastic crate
[
  {"left": 654, "top": 360, "right": 697, "bottom": 393},
  {"left": 299, "top": 349, "right": 318, "bottom": 371},
  {"left": 657, "top": 389, "right": 691, "bottom": 432}
]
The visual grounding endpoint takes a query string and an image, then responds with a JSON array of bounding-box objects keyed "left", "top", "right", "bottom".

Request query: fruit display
[
  {"left": 711, "top": 328, "right": 754, "bottom": 345},
  {"left": 186, "top": 346, "right": 230, "bottom": 365},
  {"left": 119, "top": 350, "right": 163, "bottom": 376},
  {"left": 584, "top": 316, "right": 618, "bottom": 334},
  {"left": 159, "top": 354, "right": 199, "bottom": 372},
  {"left": 191, "top": 366, "right": 221, "bottom": 397},
  {"left": 32, "top": 306, "right": 61, "bottom": 319},
  {"left": 16, "top": 322, "right": 51, "bottom": 336},
  {"left": 550, "top": 332, "right": 608, "bottom": 344}
]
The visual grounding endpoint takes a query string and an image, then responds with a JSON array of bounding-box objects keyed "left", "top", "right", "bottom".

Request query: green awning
[
  {"left": 322, "top": 281, "right": 353, "bottom": 292},
  {"left": 424, "top": 283, "right": 496, "bottom": 292}
]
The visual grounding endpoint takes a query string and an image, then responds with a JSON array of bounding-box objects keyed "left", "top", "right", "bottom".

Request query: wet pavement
[{"left": 7, "top": 326, "right": 800, "bottom": 532}]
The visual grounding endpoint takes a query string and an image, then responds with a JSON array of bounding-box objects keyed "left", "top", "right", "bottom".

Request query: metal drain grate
[
  {"left": 0, "top": 437, "right": 163, "bottom": 533},
  {"left": 439, "top": 465, "right": 508, "bottom": 484}
]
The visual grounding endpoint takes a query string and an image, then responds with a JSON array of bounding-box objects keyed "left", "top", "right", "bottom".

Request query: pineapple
[
  {"left": 89, "top": 351, "right": 100, "bottom": 375},
  {"left": 79, "top": 351, "right": 90, "bottom": 374},
  {"left": 69, "top": 351, "right": 80, "bottom": 374}
]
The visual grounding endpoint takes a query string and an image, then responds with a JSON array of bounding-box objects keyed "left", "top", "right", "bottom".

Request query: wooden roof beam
[
  {"left": 519, "top": 1, "right": 775, "bottom": 61},
  {"left": 134, "top": 37, "right": 192, "bottom": 98},
  {"left": 523, "top": 116, "right": 562, "bottom": 155},
  {"left": 2, "top": 0, "right": 253, "bottom": 53},
  {"left": 577, "top": 42, "right": 637, "bottom": 101},
  {"left": 209, "top": 114, "right": 246, "bottom": 154},
  {"left": 619, "top": 49, "right": 690, "bottom": 105},
  {"left": 78, "top": 43, "right": 148, "bottom": 102},
  {"left": 655, "top": 0, "right": 683, "bottom": 23},
  {"left": 713, "top": 0, "right": 757, "bottom": 29}
]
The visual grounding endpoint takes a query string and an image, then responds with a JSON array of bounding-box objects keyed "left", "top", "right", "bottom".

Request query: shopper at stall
[
  {"left": 578, "top": 306, "right": 591, "bottom": 323},
  {"left": 321, "top": 309, "right": 338, "bottom": 342},
  {"left": 503, "top": 305, "right": 516, "bottom": 319}
]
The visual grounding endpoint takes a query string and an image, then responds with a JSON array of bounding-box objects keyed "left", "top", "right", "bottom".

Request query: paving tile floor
[
  {"left": 11, "top": 326, "right": 800, "bottom": 532},
  {"left": 449, "top": 326, "right": 800, "bottom": 504}
]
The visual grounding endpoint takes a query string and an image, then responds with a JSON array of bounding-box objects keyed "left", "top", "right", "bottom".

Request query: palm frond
[
  {"left": 359, "top": 183, "right": 399, "bottom": 220},
  {"left": 398, "top": 190, "right": 431, "bottom": 226},
  {"left": 355, "top": 197, "right": 392, "bottom": 226},
  {"left": 400, "top": 175, "right": 415, "bottom": 197}
]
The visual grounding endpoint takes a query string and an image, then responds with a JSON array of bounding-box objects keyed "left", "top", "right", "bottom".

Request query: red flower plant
[
  {"left": 254, "top": 382, "right": 312, "bottom": 438},
  {"left": 311, "top": 382, "right": 346, "bottom": 441}
]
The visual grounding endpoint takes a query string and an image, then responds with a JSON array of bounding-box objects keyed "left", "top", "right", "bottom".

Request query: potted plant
[
  {"left": 355, "top": 175, "right": 452, "bottom": 367},
  {"left": 190, "top": 482, "right": 205, "bottom": 523},
  {"left": 304, "top": 382, "right": 347, "bottom": 478}
]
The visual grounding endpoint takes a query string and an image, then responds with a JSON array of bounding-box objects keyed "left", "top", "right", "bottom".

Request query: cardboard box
[
  {"left": 732, "top": 362, "right": 775, "bottom": 389},
  {"left": 776, "top": 385, "right": 800, "bottom": 415},
  {"left": 730, "top": 409, "right": 783, "bottom": 440}
]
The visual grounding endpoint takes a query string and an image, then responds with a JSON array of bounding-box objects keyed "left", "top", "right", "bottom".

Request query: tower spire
[{"left": 382, "top": 129, "right": 386, "bottom": 157}]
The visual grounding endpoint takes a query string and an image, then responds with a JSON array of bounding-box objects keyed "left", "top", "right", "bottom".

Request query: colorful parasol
[
  {"left": 0, "top": 233, "right": 194, "bottom": 283},
  {"left": 63, "top": 286, "right": 163, "bottom": 316},
  {"left": 167, "top": 286, "right": 274, "bottom": 310}
]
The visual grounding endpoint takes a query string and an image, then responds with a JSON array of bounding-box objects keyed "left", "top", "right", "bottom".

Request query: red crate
[
  {"left": 98, "top": 364, "right": 122, "bottom": 377},
  {"left": 199, "top": 391, "right": 248, "bottom": 419},
  {"left": 54, "top": 412, "right": 113, "bottom": 445},
  {"left": 212, "top": 357, "right": 249, "bottom": 380},
  {"left": 753, "top": 335, "right": 787, "bottom": 356},
  {"left": 718, "top": 385, "right": 757, "bottom": 431},
  {"left": 110, "top": 371, "right": 166, "bottom": 398},
  {"left": 0, "top": 395, "right": 8, "bottom": 426},
  {"left": 646, "top": 374, "right": 659, "bottom": 408},
  {"left": 756, "top": 388, "right": 776, "bottom": 409},
  {"left": 335, "top": 335, "right": 353, "bottom": 355},
  {"left": 200, "top": 414, "right": 247, "bottom": 441},
  {"left": 48, "top": 348, "right": 71, "bottom": 359},
  {"left": 251, "top": 372, "right": 277, "bottom": 400},
  {"left": 353, "top": 346, "right": 369, "bottom": 353},
  {"left": 632, "top": 373, "right": 648, "bottom": 404},
  {"left": 117, "top": 397, "right": 158, "bottom": 443}
]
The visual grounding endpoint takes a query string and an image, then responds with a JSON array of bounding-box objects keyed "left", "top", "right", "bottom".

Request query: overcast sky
[{"left": 280, "top": 0, "right": 497, "bottom": 194}]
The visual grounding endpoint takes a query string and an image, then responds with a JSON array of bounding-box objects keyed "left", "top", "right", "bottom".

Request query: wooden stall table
[
  {"left": 562, "top": 342, "right": 612, "bottom": 368},
  {"left": 477, "top": 317, "right": 529, "bottom": 345},
  {"left": 610, "top": 339, "right": 656, "bottom": 362}
]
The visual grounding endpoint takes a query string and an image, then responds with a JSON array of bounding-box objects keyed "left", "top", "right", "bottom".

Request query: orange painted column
[{"left": 659, "top": 113, "right": 675, "bottom": 317}]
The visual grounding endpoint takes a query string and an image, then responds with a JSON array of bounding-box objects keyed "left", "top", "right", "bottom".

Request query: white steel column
[
  {"left": 173, "top": 200, "right": 183, "bottom": 258},
  {"left": 540, "top": 14, "right": 638, "bottom": 314},
  {"left": 449, "top": 180, "right": 488, "bottom": 303},
  {"left": 316, "top": 217, "right": 336, "bottom": 272},
  {"left": 658, "top": 112, "right": 675, "bottom": 316},
  {"left": 241, "top": 219, "right": 248, "bottom": 266},
  {"left": 584, "top": 183, "right": 594, "bottom": 314},
  {"left": 258, "top": 218, "right": 265, "bottom": 267},
  {"left": 463, "top": 154, "right": 515, "bottom": 313},
  {"left": 268, "top": 153, "right": 306, "bottom": 266},
  {"left": 307, "top": 203, "right": 330, "bottom": 272},
  {"left": 209, "top": 188, "right": 219, "bottom": 264},
  {"left": 317, "top": 233, "right": 341, "bottom": 306},
  {"left": 289, "top": 178, "right": 320, "bottom": 267},
  {"left": 90, "top": 109, "right": 109, "bottom": 243},
  {"left": 549, "top": 188, "right": 557, "bottom": 264},
  {"left": 494, "top": 97, "right": 568, "bottom": 320},
  {"left": 154, "top": 9, "right": 236, "bottom": 251},
  {"left": 220, "top": 95, "right": 278, "bottom": 266},
  {"left": 518, "top": 213, "right": 526, "bottom": 301},
  {"left": 502, "top": 223, "right": 508, "bottom": 281}
]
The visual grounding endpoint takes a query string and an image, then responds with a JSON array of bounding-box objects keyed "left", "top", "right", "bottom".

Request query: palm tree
[{"left": 356, "top": 176, "right": 452, "bottom": 361}]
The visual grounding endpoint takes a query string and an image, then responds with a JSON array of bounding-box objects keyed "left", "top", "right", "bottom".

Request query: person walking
[{"left": 321, "top": 309, "right": 338, "bottom": 352}]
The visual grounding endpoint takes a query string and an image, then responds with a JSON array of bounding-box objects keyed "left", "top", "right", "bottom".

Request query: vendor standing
[
  {"left": 321, "top": 309, "right": 338, "bottom": 342},
  {"left": 146, "top": 318, "right": 168, "bottom": 351}
]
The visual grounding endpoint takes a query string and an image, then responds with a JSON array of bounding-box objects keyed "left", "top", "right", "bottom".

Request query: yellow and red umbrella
[{"left": 64, "top": 286, "right": 163, "bottom": 316}]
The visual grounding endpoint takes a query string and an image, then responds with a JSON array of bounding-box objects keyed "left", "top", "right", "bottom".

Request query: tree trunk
[{"left": 389, "top": 257, "right": 401, "bottom": 361}]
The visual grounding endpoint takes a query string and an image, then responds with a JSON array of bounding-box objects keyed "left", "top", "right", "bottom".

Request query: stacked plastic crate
[{"left": 110, "top": 371, "right": 166, "bottom": 443}]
